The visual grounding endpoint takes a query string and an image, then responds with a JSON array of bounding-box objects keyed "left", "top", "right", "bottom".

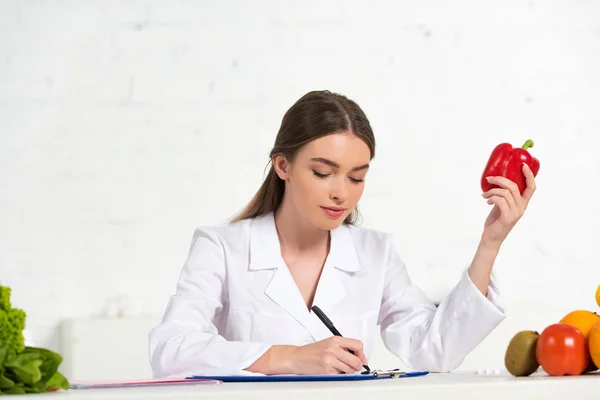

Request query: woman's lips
[{"left": 321, "top": 206, "right": 346, "bottom": 218}]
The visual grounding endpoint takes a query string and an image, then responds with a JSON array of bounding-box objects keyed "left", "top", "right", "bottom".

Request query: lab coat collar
[
  {"left": 248, "top": 212, "right": 362, "bottom": 272},
  {"left": 247, "top": 212, "right": 360, "bottom": 342},
  {"left": 329, "top": 223, "right": 362, "bottom": 272},
  {"left": 248, "top": 212, "right": 283, "bottom": 271}
]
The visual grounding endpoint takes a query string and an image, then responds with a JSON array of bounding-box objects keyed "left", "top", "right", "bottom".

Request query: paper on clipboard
[{"left": 69, "top": 377, "right": 222, "bottom": 389}]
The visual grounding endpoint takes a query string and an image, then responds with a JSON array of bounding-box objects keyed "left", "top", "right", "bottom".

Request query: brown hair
[{"left": 231, "top": 90, "right": 376, "bottom": 224}]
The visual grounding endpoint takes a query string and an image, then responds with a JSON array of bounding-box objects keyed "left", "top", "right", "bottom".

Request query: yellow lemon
[{"left": 596, "top": 285, "right": 600, "bottom": 308}]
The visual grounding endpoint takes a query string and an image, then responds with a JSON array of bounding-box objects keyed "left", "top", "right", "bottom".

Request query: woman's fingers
[
  {"left": 486, "top": 195, "right": 511, "bottom": 220},
  {"left": 334, "top": 337, "right": 367, "bottom": 364},
  {"left": 334, "top": 347, "right": 364, "bottom": 372},
  {"left": 484, "top": 175, "right": 523, "bottom": 211},
  {"left": 521, "top": 163, "right": 537, "bottom": 202},
  {"left": 482, "top": 187, "right": 517, "bottom": 213}
]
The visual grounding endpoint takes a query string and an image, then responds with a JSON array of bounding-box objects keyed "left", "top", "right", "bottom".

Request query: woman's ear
[{"left": 272, "top": 155, "right": 291, "bottom": 181}]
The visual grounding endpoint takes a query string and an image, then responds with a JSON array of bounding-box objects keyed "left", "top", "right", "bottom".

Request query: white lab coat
[{"left": 149, "top": 212, "right": 505, "bottom": 378}]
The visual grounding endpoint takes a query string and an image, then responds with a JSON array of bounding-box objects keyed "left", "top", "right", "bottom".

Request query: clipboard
[{"left": 186, "top": 369, "right": 429, "bottom": 382}]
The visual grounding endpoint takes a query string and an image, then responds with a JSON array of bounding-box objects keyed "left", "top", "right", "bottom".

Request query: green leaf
[
  {"left": 13, "top": 359, "right": 42, "bottom": 387},
  {"left": 3, "top": 385, "right": 26, "bottom": 394},
  {"left": 25, "top": 346, "right": 62, "bottom": 385},
  {"left": 24, "top": 384, "right": 41, "bottom": 393},
  {"left": 0, "top": 373, "right": 15, "bottom": 390},
  {"left": 4, "top": 350, "right": 41, "bottom": 368},
  {"left": 44, "top": 371, "right": 69, "bottom": 391},
  {"left": 4, "top": 350, "right": 16, "bottom": 365},
  {"left": 4, "top": 352, "right": 44, "bottom": 386},
  {"left": 2, "top": 382, "right": 25, "bottom": 395},
  {"left": 0, "top": 342, "right": 7, "bottom": 366}
]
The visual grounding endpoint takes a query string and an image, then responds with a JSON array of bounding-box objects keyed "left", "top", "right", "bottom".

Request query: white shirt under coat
[{"left": 148, "top": 212, "right": 505, "bottom": 377}]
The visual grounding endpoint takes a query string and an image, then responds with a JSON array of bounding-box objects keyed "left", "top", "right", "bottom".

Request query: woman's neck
[{"left": 273, "top": 198, "right": 329, "bottom": 254}]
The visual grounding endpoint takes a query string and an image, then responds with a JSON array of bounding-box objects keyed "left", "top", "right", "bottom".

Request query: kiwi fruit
[{"left": 504, "top": 330, "right": 540, "bottom": 376}]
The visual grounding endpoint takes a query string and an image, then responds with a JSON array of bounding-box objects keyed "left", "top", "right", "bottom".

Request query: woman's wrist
[
  {"left": 478, "top": 237, "right": 502, "bottom": 255},
  {"left": 246, "top": 344, "right": 299, "bottom": 375},
  {"left": 467, "top": 237, "right": 501, "bottom": 296}
]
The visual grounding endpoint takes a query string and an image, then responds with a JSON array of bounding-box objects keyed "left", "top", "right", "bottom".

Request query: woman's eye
[
  {"left": 312, "top": 170, "right": 330, "bottom": 178},
  {"left": 349, "top": 177, "right": 365, "bottom": 183}
]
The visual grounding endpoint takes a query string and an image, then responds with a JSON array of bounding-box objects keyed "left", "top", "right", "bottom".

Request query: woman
[{"left": 149, "top": 90, "right": 537, "bottom": 378}]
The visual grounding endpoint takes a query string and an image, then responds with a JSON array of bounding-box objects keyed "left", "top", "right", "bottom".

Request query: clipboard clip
[{"left": 362, "top": 368, "right": 406, "bottom": 378}]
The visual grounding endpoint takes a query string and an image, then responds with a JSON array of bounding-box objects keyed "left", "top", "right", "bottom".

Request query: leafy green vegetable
[
  {"left": 5, "top": 353, "right": 43, "bottom": 386},
  {"left": 0, "top": 284, "right": 69, "bottom": 395},
  {"left": 0, "top": 374, "right": 15, "bottom": 390},
  {"left": 0, "top": 286, "right": 26, "bottom": 357},
  {"left": 0, "top": 287, "right": 11, "bottom": 312}
]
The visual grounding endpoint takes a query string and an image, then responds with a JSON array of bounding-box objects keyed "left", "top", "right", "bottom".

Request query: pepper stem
[{"left": 521, "top": 139, "right": 534, "bottom": 150}]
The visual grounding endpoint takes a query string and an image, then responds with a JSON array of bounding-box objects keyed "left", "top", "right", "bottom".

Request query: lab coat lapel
[
  {"left": 249, "top": 213, "right": 314, "bottom": 335},
  {"left": 248, "top": 214, "right": 362, "bottom": 343},
  {"left": 264, "top": 267, "right": 315, "bottom": 335},
  {"left": 310, "top": 259, "right": 346, "bottom": 320},
  {"left": 309, "top": 224, "right": 362, "bottom": 339}
]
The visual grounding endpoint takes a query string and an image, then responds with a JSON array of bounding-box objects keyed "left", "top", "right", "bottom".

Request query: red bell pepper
[{"left": 481, "top": 139, "right": 540, "bottom": 195}]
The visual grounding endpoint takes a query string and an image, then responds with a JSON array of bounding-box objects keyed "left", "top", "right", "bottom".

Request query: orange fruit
[
  {"left": 589, "top": 320, "right": 600, "bottom": 369},
  {"left": 560, "top": 310, "right": 600, "bottom": 372},
  {"left": 596, "top": 285, "right": 600, "bottom": 308},
  {"left": 559, "top": 310, "right": 600, "bottom": 339}
]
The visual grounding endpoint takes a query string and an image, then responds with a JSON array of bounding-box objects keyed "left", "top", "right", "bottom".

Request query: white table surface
[{"left": 25, "top": 371, "right": 600, "bottom": 400}]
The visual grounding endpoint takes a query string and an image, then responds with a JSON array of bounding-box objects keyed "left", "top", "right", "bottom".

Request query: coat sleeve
[
  {"left": 377, "top": 235, "right": 506, "bottom": 372},
  {"left": 148, "top": 228, "right": 271, "bottom": 378}
]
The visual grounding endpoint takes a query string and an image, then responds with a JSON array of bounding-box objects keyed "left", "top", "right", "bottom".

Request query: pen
[{"left": 311, "top": 305, "right": 371, "bottom": 373}]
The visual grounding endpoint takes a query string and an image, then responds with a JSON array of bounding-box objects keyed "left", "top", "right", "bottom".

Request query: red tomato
[{"left": 536, "top": 323, "right": 589, "bottom": 376}]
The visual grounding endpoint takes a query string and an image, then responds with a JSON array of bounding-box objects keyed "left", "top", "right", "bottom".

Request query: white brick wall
[{"left": 1, "top": 0, "right": 599, "bottom": 368}]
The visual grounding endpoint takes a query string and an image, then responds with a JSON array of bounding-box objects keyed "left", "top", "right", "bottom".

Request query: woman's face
[{"left": 274, "top": 131, "right": 371, "bottom": 231}]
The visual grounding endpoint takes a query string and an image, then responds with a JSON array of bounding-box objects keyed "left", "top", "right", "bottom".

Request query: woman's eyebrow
[{"left": 310, "top": 157, "right": 370, "bottom": 171}]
